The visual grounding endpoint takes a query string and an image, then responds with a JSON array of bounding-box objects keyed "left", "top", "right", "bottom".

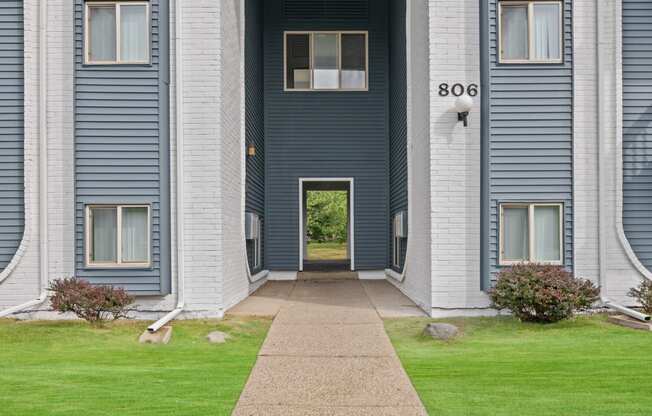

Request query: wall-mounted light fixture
[
  {"left": 454, "top": 95, "right": 474, "bottom": 127},
  {"left": 247, "top": 143, "right": 256, "bottom": 157}
]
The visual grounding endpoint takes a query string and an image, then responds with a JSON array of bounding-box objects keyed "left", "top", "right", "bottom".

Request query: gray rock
[
  {"left": 139, "top": 326, "right": 173, "bottom": 344},
  {"left": 206, "top": 330, "right": 231, "bottom": 344},
  {"left": 423, "top": 323, "right": 459, "bottom": 340}
]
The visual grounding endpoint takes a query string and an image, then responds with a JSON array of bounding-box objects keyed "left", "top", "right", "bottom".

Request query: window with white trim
[
  {"left": 285, "top": 31, "right": 368, "bottom": 91},
  {"left": 499, "top": 203, "right": 563, "bottom": 265},
  {"left": 86, "top": 205, "right": 151, "bottom": 268},
  {"left": 499, "top": 1, "right": 563, "bottom": 63},
  {"left": 85, "top": 1, "right": 150, "bottom": 64}
]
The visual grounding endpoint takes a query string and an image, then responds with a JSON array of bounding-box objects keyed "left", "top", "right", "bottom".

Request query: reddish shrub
[
  {"left": 489, "top": 264, "right": 599, "bottom": 323},
  {"left": 628, "top": 280, "right": 652, "bottom": 314},
  {"left": 48, "top": 278, "right": 135, "bottom": 326}
]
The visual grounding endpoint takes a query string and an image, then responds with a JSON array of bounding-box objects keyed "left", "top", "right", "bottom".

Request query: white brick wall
[{"left": 427, "top": 0, "right": 490, "bottom": 314}]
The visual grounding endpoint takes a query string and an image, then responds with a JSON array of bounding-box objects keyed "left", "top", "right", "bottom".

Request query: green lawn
[
  {"left": 0, "top": 317, "right": 271, "bottom": 416},
  {"left": 385, "top": 315, "right": 652, "bottom": 416},
  {"left": 307, "top": 241, "right": 347, "bottom": 260}
]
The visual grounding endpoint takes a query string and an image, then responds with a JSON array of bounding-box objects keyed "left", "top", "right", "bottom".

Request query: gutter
[
  {"left": 596, "top": 0, "right": 650, "bottom": 323},
  {"left": 148, "top": 0, "right": 184, "bottom": 333}
]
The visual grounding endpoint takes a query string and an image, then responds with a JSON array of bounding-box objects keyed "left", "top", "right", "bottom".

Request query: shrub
[
  {"left": 489, "top": 264, "right": 599, "bottom": 323},
  {"left": 628, "top": 280, "right": 652, "bottom": 314},
  {"left": 48, "top": 278, "right": 135, "bottom": 326}
]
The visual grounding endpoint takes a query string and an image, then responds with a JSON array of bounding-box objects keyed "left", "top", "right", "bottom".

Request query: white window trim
[
  {"left": 392, "top": 235, "right": 402, "bottom": 269},
  {"left": 499, "top": 202, "right": 564, "bottom": 266},
  {"left": 498, "top": 0, "right": 563, "bottom": 64},
  {"left": 85, "top": 204, "right": 152, "bottom": 268},
  {"left": 84, "top": 1, "right": 151, "bottom": 65},
  {"left": 284, "top": 31, "right": 369, "bottom": 92}
]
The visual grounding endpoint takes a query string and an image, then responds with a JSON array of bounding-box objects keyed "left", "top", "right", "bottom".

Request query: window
[
  {"left": 285, "top": 31, "right": 368, "bottom": 91},
  {"left": 392, "top": 212, "right": 407, "bottom": 269},
  {"left": 245, "top": 213, "right": 262, "bottom": 270},
  {"left": 499, "top": 1, "right": 562, "bottom": 63},
  {"left": 85, "top": 205, "right": 151, "bottom": 268},
  {"left": 500, "top": 203, "right": 563, "bottom": 265},
  {"left": 85, "top": 1, "right": 150, "bottom": 64}
]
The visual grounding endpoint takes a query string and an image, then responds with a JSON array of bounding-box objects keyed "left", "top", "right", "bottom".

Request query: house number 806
[{"left": 438, "top": 83, "right": 478, "bottom": 97}]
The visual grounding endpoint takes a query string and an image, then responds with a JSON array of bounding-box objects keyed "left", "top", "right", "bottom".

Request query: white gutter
[
  {"left": 0, "top": 0, "right": 49, "bottom": 318},
  {"left": 596, "top": 0, "right": 650, "bottom": 323},
  {"left": 148, "top": 0, "right": 184, "bottom": 333}
]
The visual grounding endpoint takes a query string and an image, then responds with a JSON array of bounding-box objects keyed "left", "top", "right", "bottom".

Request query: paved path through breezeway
[{"left": 230, "top": 279, "right": 428, "bottom": 415}]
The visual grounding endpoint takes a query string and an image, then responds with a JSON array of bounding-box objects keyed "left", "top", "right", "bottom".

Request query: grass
[
  {"left": 385, "top": 315, "right": 652, "bottom": 416},
  {"left": 307, "top": 241, "right": 347, "bottom": 260},
  {"left": 0, "top": 317, "right": 271, "bottom": 416}
]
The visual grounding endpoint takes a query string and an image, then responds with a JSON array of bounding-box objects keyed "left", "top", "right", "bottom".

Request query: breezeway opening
[{"left": 300, "top": 179, "right": 354, "bottom": 272}]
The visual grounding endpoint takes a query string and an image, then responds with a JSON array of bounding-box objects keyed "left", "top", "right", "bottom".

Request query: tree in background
[{"left": 307, "top": 191, "right": 347, "bottom": 243}]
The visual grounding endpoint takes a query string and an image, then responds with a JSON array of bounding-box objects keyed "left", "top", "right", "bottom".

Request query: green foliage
[
  {"left": 385, "top": 316, "right": 652, "bottom": 416},
  {"left": 0, "top": 317, "right": 271, "bottom": 415},
  {"left": 489, "top": 264, "right": 599, "bottom": 323},
  {"left": 628, "top": 280, "right": 652, "bottom": 314},
  {"left": 306, "top": 191, "right": 348, "bottom": 243}
]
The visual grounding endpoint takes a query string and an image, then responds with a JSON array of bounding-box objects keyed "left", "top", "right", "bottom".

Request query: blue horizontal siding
[
  {"left": 0, "top": 0, "right": 24, "bottom": 270},
  {"left": 622, "top": 0, "right": 652, "bottom": 272},
  {"left": 245, "top": 0, "right": 265, "bottom": 272},
  {"left": 488, "top": 0, "right": 574, "bottom": 275},
  {"left": 264, "top": 0, "right": 389, "bottom": 270},
  {"left": 74, "top": 0, "right": 169, "bottom": 294}
]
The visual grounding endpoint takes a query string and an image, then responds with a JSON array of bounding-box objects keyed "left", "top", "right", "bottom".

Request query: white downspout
[
  {"left": 148, "top": 0, "right": 184, "bottom": 332},
  {"left": 0, "top": 0, "right": 49, "bottom": 318},
  {"left": 596, "top": 0, "right": 650, "bottom": 323}
]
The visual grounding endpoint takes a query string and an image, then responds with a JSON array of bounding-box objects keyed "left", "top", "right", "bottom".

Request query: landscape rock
[
  {"left": 423, "top": 323, "right": 459, "bottom": 340},
  {"left": 139, "top": 326, "right": 173, "bottom": 344},
  {"left": 207, "top": 330, "right": 231, "bottom": 344}
]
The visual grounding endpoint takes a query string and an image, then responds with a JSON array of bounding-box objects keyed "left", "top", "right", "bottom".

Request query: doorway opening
[{"left": 300, "top": 179, "right": 354, "bottom": 272}]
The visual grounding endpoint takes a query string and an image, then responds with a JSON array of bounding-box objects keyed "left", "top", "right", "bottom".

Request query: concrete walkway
[{"left": 230, "top": 279, "right": 427, "bottom": 415}]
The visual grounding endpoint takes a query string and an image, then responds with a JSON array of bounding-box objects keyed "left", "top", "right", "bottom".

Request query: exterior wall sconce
[
  {"left": 247, "top": 143, "right": 256, "bottom": 157},
  {"left": 454, "top": 95, "right": 474, "bottom": 127}
]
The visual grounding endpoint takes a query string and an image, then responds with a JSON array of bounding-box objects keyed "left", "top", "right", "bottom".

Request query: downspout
[
  {"left": 596, "top": 0, "right": 650, "bottom": 323},
  {"left": 0, "top": 0, "right": 49, "bottom": 318},
  {"left": 479, "top": 0, "right": 490, "bottom": 291},
  {"left": 148, "top": 0, "right": 184, "bottom": 332}
]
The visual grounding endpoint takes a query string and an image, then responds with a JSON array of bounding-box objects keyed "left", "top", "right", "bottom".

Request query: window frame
[
  {"left": 283, "top": 31, "right": 369, "bottom": 92},
  {"left": 85, "top": 204, "right": 152, "bottom": 269},
  {"left": 499, "top": 202, "right": 564, "bottom": 266},
  {"left": 392, "top": 234, "right": 402, "bottom": 269},
  {"left": 497, "top": 0, "right": 564, "bottom": 64},
  {"left": 84, "top": 1, "right": 151, "bottom": 65}
]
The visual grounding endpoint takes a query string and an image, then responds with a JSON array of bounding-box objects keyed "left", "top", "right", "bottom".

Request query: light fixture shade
[{"left": 454, "top": 95, "right": 474, "bottom": 114}]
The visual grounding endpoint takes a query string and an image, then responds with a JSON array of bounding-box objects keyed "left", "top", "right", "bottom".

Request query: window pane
[
  {"left": 121, "top": 207, "right": 149, "bottom": 263},
  {"left": 313, "top": 34, "right": 339, "bottom": 89},
  {"left": 501, "top": 5, "right": 528, "bottom": 60},
  {"left": 88, "top": 6, "right": 117, "bottom": 62},
  {"left": 341, "top": 34, "right": 366, "bottom": 89},
  {"left": 91, "top": 207, "right": 117, "bottom": 262},
  {"left": 533, "top": 3, "right": 561, "bottom": 60},
  {"left": 286, "top": 34, "right": 311, "bottom": 89},
  {"left": 120, "top": 5, "right": 148, "bottom": 62},
  {"left": 503, "top": 207, "right": 529, "bottom": 261},
  {"left": 534, "top": 206, "right": 561, "bottom": 262}
]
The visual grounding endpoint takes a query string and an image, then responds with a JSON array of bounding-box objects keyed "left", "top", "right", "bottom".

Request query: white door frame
[{"left": 299, "top": 178, "right": 355, "bottom": 271}]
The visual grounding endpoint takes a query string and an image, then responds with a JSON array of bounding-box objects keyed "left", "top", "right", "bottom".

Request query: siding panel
[
  {"left": 245, "top": 0, "right": 265, "bottom": 272},
  {"left": 488, "top": 0, "right": 574, "bottom": 275},
  {"left": 264, "top": 0, "right": 389, "bottom": 270},
  {"left": 389, "top": 0, "right": 407, "bottom": 272},
  {"left": 622, "top": 0, "right": 652, "bottom": 272},
  {"left": 0, "top": 0, "right": 24, "bottom": 270},
  {"left": 74, "top": 0, "right": 169, "bottom": 294}
]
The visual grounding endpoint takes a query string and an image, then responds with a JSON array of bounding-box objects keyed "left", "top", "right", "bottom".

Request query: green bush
[
  {"left": 489, "top": 264, "right": 599, "bottom": 323},
  {"left": 306, "top": 191, "right": 348, "bottom": 243},
  {"left": 48, "top": 278, "right": 135, "bottom": 326},
  {"left": 628, "top": 280, "right": 652, "bottom": 314}
]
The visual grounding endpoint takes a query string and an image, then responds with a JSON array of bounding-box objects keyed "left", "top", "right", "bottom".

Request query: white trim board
[{"left": 298, "top": 178, "right": 355, "bottom": 272}]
